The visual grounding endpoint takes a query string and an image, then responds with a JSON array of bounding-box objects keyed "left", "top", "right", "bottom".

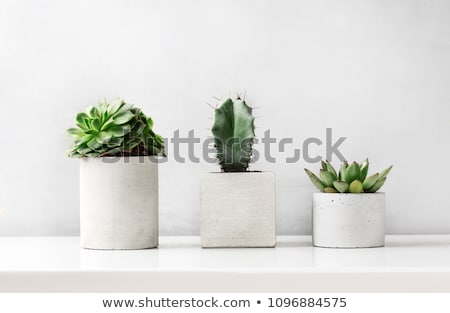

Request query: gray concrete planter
[
  {"left": 200, "top": 172, "right": 276, "bottom": 248},
  {"left": 312, "top": 193, "right": 385, "bottom": 248},
  {"left": 80, "top": 156, "right": 159, "bottom": 250}
]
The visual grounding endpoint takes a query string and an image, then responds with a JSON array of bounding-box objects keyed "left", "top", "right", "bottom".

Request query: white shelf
[{"left": 0, "top": 235, "right": 449, "bottom": 292}]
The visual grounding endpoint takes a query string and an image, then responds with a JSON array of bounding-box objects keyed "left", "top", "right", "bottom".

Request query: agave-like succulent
[
  {"left": 305, "top": 159, "right": 392, "bottom": 193},
  {"left": 67, "top": 98, "right": 164, "bottom": 157},
  {"left": 211, "top": 96, "right": 255, "bottom": 172}
]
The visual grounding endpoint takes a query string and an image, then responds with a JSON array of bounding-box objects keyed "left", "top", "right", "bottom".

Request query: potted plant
[
  {"left": 67, "top": 98, "right": 165, "bottom": 250},
  {"left": 305, "top": 159, "right": 392, "bottom": 248},
  {"left": 200, "top": 96, "right": 276, "bottom": 248}
]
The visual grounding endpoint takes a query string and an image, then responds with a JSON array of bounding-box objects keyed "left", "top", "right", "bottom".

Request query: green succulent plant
[
  {"left": 305, "top": 159, "right": 392, "bottom": 193},
  {"left": 211, "top": 97, "right": 255, "bottom": 172},
  {"left": 67, "top": 98, "right": 164, "bottom": 157}
]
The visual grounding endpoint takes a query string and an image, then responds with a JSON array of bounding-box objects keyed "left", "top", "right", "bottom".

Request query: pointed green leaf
[
  {"left": 100, "top": 117, "right": 117, "bottom": 130},
  {"left": 106, "top": 137, "right": 123, "bottom": 147},
  {"left": 91, "top": 118, "right": 101, "bottom": 132},
  {"left": 147, "top": 117, "right": 154, "bottom": 129},
  {"left": 77, "top": 146, "right": 92, "bottom": 155},
  {"left": 379, "top": 165, "right": 393, "bottom": 179},
  {"left": 115, "top": 103, "right": 134, "bottom": 115},
  {"left": 76, "top": 112, "right": 89, "bottom": 130},
  {"left": 344, "top": 162, "right": 360, "bottom": 183},
  {"left": 107, "top": 98, "right": 124, "bottom": 115},
  {"left": 333, "top": 181, "right": 349, "bottom": 193},
  {"left": 74, "top": 134, "right": 93, "bottom": 146},
  {"left": 360, "top": 158, "right": 369, "bottom": 182},
  {"left": 339, "top": 161, "right": 348, "bottom": 181},
  {"left": 113, "top": 111, "right": 135, "bottom": 125},
  {"left": 154, "top": 134, "right": 164, "bottom": 145},
  {"left": 363, "top": 173, "right": 379, "bottom": 190},
  {"left": 108, "top": 125, "right": 131, "bottom": 137},
  {"left": 304, "top": 168, "right": 325, "bottom": 192},
  {"left": 95, "top": 131, "right": 112, "bottom": 144},
  {"left": 133, "top": 121, "right": 146, "bottom": 136},
  {"left": 367, "top": 177, "right": 387, "bottom": 193},
  {"left": 67, "top": 128, "right": 83, "bottom": 137},
  {"left": 325, "top": 161, "right": 337, "bottom": 177},
  {"left": 88, "top": 106, "right": 100, "bottom": 119},
  {"left": 320, "top": 169, "right": 337, "bottom": 187},
  {"left": 86, "top": 137, "right": 102, "bottom": 150}
]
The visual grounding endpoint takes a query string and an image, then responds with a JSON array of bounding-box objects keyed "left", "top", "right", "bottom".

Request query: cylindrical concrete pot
[
  {"left": 312, "top": 193, "right": 385, "bottom": 248},
  {"left": 80, "top": 156, "right": 158, "bottom": 250},
  {"left": 200, "top": 172, "right": 276, "bottom": 248}
]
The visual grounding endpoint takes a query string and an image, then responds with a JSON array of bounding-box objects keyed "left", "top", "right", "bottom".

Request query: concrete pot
[
  {"left": 200, "top": 172, "right": 276, "bottom": 248},
  {"left": 312, "top": 193, "right": 385, "bottom": 248},
  {"left": 80, "top": 156, "right": 158, "bottom": 250}
]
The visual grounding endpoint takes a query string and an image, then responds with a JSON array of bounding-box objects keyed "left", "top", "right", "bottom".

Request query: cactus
[
  {"left": 211, "top": 97, "right": 255, "bottom": 172},
  {"left": 67, "top": 98, "right": 164, "bottom": 157},
  {"left": 305, "top": 159, "right": 392, "bottom": 193}
]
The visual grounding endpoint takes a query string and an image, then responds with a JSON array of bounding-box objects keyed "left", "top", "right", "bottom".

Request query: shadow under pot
[
  {"left": 80, "top": 156, "right": 159, "bottom": 250},
  {"left": 312, "top": 193, "right": 385, "bottom": 248}
]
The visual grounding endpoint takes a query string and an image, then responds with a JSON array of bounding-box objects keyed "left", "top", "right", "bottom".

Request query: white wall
[{"left": 0, "top": 0, "right": 449, "bottom": 236}]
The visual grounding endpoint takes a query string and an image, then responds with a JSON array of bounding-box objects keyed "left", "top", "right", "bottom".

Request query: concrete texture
[
  {"left": 200, "top": 172, "right": 276, "bottom": 248},
  {"left": 312, "top": 192, "right": 385, "bottom": 248},
  {"left": 80, "top": 157, "right": 159, "bottom": 249}
]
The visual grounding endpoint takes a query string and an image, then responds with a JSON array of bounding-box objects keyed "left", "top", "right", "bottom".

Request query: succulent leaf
[
  {"left": 379, "top": 165, "right": 393, "bottom": 180},
  {"left": 320, "top": 170, "right": 337, "bottom": 187},
  {"left": 333, "top": 181, "right": 349, "bottom": 193},
  {"left": 339, "top": 161, "right": 348, "bottom": 181},
  {"left": 67, "top": 128, "right": 83, "bottom": 136},
  {"left": 367, "top": 177, "right": 387, "bottom": 193},
  {"left": 362, "top": 173, "right": 379, "bottom": 190},
  {"left": 324, "top": 187, "right": 337, "bottom": 193},
  {"left": 147, "top": 117, "right": 154, "bottom": 129},
  {"left": 325, "top": 160, "right": 337, "bottom": 177},
  {"left": 349, "top": 180, "right": 364, "bottom": 193},
  {"left": 304, "top": 168, "right": 325, "bottom": 192},
  {"left": 360, "top": 158, "right": 369, "bottom": 182},
  {"left": 345, "top": 162, "right": 361, "bottom": 183},
  {"left": 76, "top": 113, "right": 89, "bottom": 130},
  {"left": 113, "top": 111, "right": 135, "bottom": 125}
]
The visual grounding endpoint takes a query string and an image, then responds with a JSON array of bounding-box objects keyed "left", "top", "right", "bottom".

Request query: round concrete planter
[
  {"left": 80, "top": 156, "right": 158, "bottom": 250},
  {"left": 312, "top": 193, "right": 385, "bottom": 248}
]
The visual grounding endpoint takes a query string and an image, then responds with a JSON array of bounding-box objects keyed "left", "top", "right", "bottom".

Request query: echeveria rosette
[
  {"left": 211, "top": 97, "right": 255, "bottom": 172},
  {"left": 67, "top": 98, "right": 165, "bottom": 157},
  {"left": 304, "top": 159, "right": 392, "bottom": 193}
]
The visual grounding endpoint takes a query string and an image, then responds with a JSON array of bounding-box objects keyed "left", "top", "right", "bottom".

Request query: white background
[{"left": 0, "top": 0, "right": 449, "bottom": 236}]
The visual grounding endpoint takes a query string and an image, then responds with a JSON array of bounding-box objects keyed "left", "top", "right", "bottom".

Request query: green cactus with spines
[
  {"left": 211, "top": 97, "right": 255, "bottom": 172},
  {"left": 305, "top": 159, "right": 392, "bottom": 193},
  {"left": 67, "top": 98, "right": 165, "bottom": 157}
]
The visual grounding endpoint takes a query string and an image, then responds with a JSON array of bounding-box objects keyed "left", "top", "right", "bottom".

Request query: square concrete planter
[
  {"left": 200, "top": 172, "right": 276, "bottom": 248},
  {"left": 80, "top": 156, "right": 159, "bottom": 250},
  {"left": 312, "top": 193, "right": 385, "bottom": 248}
]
